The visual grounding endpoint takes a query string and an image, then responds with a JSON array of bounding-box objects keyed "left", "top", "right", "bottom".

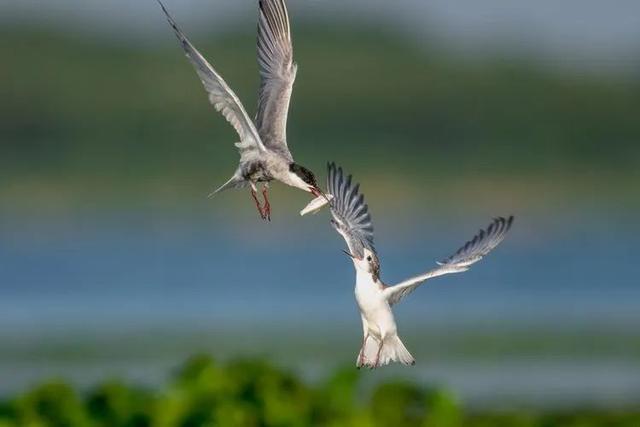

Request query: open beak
[
  {"left": 310, "top": 186, "right": 332, "bottom": 204},
  {"left": 342, "top": 249, "right": 354, "bottom": 258},
  {"left": 310, "top": 186, "right": 323, "bottom": 198}
]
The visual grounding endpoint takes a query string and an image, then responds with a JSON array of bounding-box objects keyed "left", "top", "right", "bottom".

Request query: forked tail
[
  {"left": 357, "top": 335, "right": 415, "bottom": 368},
  {"left": 208, "top": 172, "right": 247, "bottom": 198}
]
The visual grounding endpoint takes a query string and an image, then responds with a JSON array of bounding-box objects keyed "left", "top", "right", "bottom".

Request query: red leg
[
  {"left": 262, "top": 186, "right": 271, "bottom": 221},
  {"left": 251, "top": 188, "right": 266, "bottom": 220},
  {"left": 374, "top": 341, "right": 383, "bottom": 368},
  {"left": 358, "top": 335, "right": 368, "bottom": 368}
]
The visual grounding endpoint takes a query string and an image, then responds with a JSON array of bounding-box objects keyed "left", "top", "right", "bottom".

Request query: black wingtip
[
  {"left": 156, "top": 0, "right": 183, "bottom": 37},
  {"left": 156, "top": 0, "right": 169, "bottom": 18},
  {"left": 503, "top": 215, "right": 515, "bottom": 233}
]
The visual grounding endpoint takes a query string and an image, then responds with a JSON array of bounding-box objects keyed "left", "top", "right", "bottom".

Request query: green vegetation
[
  {"left": 0, "top": 355, "right": 638, "bottom": 427},
  {"left": 2, "top": 27, "right": 639, "bottom": 213}
]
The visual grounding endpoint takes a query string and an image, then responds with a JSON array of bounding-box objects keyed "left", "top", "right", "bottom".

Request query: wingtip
[
  {"left": 156, "top": 0, "right": 169, "bottom": 17},
  {"left": 156, "top": 0, "right": 183, "bottom": 36},
  {"left": 507, "top": 215, "right": 515, "bottom": 228}
]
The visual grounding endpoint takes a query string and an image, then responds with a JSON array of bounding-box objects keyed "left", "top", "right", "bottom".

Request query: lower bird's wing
[
  {"left": 157, "top": 0, "right": 266, "bottom": 155},
  {"left": 326, "top": 162, "right": 376, "bottom": 259},
  {"left": 383, "top": 216, "right": 514, "bottom": 306}
]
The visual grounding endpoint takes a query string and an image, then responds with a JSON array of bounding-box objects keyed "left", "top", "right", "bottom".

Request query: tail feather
[
  {"left": 208, "top": 173, "right": 247, "bottom": 198},
  {"left": 357, "top": 335, "right": 415, "bottom": 368}
]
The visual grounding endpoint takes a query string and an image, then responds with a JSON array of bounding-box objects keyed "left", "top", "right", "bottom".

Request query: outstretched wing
[
  {"left": 157, "top": 0, "right": 266, "bottom": 154},
  {"left": 255, "top": 0, "right": 297, "bottom": 159},
  {"left": 327, "top": 163, "right": 376, "bottom": 259},
  {"left": 384, "top": 216, "right": 514, "bottom": 306}
]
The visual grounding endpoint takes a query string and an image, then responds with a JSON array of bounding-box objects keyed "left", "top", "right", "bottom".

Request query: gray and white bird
[
  {"left": 157, "top": 0, "right": 322, "bottom": 220},
  {"left": 326, "top": 163, "right": 514, "bottom": 368}
]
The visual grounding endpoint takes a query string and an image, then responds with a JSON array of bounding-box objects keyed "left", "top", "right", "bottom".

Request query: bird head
[
  {"left": 344, "top": 247, "right": 381, "bottom": 281},
  {"left": 288, "top": 163, "right": 323, "bottom": 196}
]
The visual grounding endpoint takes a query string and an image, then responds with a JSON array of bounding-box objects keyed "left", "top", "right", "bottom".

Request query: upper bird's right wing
[
  {"left": 327, "top": 163, "right": 376, "bottom": 259},
  {"left": 255, "top": 0, "right": 297, "bottom": 159},
  {"left": 157, "top": 0, "right": 266, "bottom": 154},
  {"left": 383, "top": 216, "right": 514, "bottom": 306}
]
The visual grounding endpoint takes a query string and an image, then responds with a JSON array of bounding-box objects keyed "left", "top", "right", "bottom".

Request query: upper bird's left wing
[
  {"left": 255, "top": 0, "right": 297, "bottom": 159},
  {"left": 383, "top": 216, "right": 514, "bottom": 306},
  {"left": 327, "top": 163, "right": 376, "bottom": 259},
  {"left": 157, "top": 0, "right": 266, "bottom": 154}
]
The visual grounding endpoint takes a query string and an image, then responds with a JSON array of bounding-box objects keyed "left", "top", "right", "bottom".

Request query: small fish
[{"left": 300, "top": 194, "right": 334, "bottom": 216}]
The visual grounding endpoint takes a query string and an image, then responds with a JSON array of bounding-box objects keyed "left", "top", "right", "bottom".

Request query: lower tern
[
  {"left": 157, "top": 0, "right": 322, "bottom": 220},
  {"left": 326, "top": 163, "right": 514, "bottom": 368}
]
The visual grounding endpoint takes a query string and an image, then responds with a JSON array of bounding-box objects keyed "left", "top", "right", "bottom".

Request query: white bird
[
  {"left": 157, "top": 0, "right": 322, "bottom": 221},
  {"left": 326, "top": 163, "right": 514, "bottom": 368}
]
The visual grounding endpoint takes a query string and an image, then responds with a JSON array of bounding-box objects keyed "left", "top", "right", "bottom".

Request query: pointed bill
[{"left": 300, "top": 193, "right": 333, "bottom": 216}]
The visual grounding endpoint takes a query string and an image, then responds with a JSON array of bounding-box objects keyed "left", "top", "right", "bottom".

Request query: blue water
[
  {"left": 1, "top": 212, "right": 637, "bottom": 327},
  {"left": 0, "top": 210, "right": 638, "bottom": 405}
]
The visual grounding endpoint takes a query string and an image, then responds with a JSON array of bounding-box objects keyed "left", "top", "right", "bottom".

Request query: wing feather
[
  {"left": 327, "top": 163, "right": 376, "bottom": 258},
  {"left": 255, "top": 0, "right": 297, "bottom": 157},
  {"left": 384, "top": 216, "right": 514, "bottom": 306},
  {"left": 157, "top": 0, "right": 266, "bottom": 154}
]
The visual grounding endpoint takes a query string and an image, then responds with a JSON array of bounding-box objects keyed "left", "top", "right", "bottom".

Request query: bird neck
[{"left": 355, "top": 268, "right": 377, "bottom": 286}]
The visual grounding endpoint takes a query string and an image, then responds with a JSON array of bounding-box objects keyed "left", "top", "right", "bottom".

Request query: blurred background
[{"left": 1, "top": 0, "right": 639, "bottom": 425}]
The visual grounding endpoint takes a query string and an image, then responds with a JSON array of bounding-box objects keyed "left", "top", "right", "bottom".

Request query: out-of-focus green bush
[
  {"left": 2, "top": 28, "right": 639, "bottom": 212},
  {"left": 0, "top": 355, "right": 638, "bottom": 427}
]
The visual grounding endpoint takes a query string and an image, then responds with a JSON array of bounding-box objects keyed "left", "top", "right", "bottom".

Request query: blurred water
[{"left": 0, "top": 211, "right": 638, "bottom": 406}]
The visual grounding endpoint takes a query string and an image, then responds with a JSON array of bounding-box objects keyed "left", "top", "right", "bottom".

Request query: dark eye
[{"left": 367, "top": 256, "right": 372, "bottom": 261}]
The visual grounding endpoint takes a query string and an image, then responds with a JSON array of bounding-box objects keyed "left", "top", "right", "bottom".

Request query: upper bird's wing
[
  {"left": 255, "top": 0, "right": 297, "bottom": 159},
  {"left": 383, "top": 216, "right": 514, "bottom": 306},
  {"left": 327, "top": 163, "right": 376, "bottom": 259},
  {"left": 157, "top": 0, "right": 266, "bottom": 154}
]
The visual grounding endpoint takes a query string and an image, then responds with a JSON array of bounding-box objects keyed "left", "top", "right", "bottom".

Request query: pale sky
[{"left": 3, "top": 0, "right": 639, "bottom": 74}]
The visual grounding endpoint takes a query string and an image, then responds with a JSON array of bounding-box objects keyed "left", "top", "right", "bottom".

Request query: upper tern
[
  {"left": 157, "top": 0, "right": 322, "bottom": 220},
  {"left": 326, "top": 163, "right": 514, "bottom": 368}
]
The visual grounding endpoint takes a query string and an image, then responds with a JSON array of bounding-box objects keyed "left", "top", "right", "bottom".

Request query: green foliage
[
  {"left": 422, "top": 387, "right": 461, "bottom": 427},
  {"left": 0, "top": 355, "right": 638, "bottom": 427},
  {"left": 86, "top": 382, "right": 153, "bottom": 427},
  {"left": 13, "top": 381, "right": 90, "bottom": 427}
]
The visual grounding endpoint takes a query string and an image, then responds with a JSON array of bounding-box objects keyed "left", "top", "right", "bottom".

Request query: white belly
[{"left": 354, "top": 271, "right": 397, "bottom": 340}]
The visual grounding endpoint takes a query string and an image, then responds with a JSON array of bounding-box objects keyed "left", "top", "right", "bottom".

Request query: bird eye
[{"left": 366, "top": 256, "right": 372, "bottom": 261}]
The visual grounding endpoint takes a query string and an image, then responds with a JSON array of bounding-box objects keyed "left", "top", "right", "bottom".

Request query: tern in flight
[
  {"left": 326, "top": 163, "right": 514, "bottom": 368},
  {"left": 157, "top": 0, "right": 322, "bottom": 220}
]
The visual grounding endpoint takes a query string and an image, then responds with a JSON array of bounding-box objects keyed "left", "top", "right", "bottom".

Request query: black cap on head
[{"left": 289, "top": 163, "right": 317, "bottom": 187}]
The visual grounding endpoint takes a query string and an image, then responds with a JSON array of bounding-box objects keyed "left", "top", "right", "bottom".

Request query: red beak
[{"left": 310, "top": 187, "right": 322, "bottom": 198}]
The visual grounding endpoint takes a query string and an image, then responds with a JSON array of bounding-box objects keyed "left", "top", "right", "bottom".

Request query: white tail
[
  {"left": 357, "top": 335, "right": 415, "bottom": 368},
  {"left": 208, "top": 172, "right": 246, "bottom": 198}
]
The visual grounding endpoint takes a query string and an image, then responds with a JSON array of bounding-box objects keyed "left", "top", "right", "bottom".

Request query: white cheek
[{"left": 353, "top": 259, "right": 368, "bottom": 271}]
